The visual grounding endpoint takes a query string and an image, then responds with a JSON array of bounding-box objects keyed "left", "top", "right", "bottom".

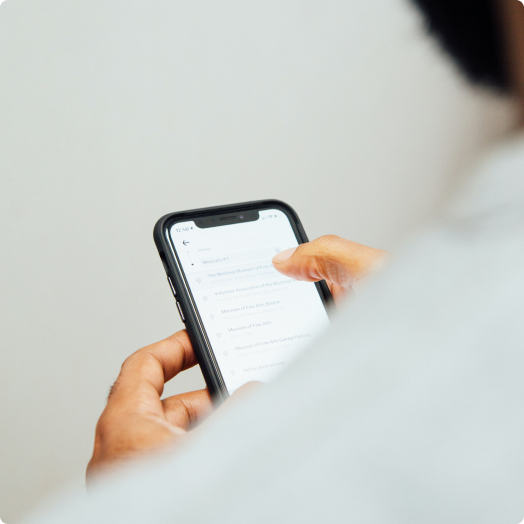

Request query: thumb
[{"left": 272, "top": 235, "right": 388, "bottom": 289}]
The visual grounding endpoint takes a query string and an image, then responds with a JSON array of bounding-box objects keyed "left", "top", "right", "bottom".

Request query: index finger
[{"left": 108, "top": 330, "right": 198, "bottom": 410}]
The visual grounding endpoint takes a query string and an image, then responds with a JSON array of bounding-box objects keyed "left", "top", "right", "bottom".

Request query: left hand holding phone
[{"left": 86, "top": 330, "right": 212, "bottom": 484}]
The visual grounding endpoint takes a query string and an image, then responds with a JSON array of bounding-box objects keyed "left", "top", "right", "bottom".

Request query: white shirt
[{"left": 25, "top": 135, "right": 524, "bottom": 523}]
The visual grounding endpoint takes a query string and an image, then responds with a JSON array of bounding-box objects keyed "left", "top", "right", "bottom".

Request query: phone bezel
[{"left": 154, "top": 199, "right": 333, "bottom": 402}]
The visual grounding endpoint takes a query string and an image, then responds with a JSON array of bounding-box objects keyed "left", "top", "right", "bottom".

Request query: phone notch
[{"left": 194, "top": 210, "right": 259, "bottom": 229}]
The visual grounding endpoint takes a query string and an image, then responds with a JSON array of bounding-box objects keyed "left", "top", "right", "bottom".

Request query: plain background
[{"left": 0, "top": 0, "right": 515, "bottom": 521}]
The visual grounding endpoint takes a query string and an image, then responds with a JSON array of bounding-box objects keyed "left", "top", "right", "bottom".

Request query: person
[{"left": 26, "top": 0, "right": 524, "bottom": 522}]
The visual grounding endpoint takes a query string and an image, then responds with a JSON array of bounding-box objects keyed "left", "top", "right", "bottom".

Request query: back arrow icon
[{"left": 183, "top": 240, "right": 190, "bottom": 246}]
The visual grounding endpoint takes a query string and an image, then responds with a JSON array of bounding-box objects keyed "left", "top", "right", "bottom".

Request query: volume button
[
  {"left": 176, "top": 301, "right": 186, "bottom": 323},
  {"left": 167, "top": 276, "right": 177, "bottom": 298}
]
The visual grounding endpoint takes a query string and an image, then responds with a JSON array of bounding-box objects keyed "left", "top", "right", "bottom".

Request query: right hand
[{"left": 272, "top": 235, "right": 389, "bottom": 303}]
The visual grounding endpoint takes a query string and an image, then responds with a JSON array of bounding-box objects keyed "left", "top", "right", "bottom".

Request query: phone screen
[{"left": 169, "top": 208, "right": 330, "bottom": 394}]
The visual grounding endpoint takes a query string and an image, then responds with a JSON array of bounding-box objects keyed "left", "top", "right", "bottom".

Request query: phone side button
[
  {"left": 167, "top": 276, "right": 177, "bottom": 298},
  {"left": 176, "top": 301, "right": 186, "bottom": 323}
]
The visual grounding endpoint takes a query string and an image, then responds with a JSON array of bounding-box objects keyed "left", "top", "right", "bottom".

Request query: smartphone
[{"left": 154, "top": 200, "right": 332, "bottom": 402}]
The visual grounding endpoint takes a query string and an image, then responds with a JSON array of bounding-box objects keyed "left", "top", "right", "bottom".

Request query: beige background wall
[{"left": 0, "top": 0, "right": 513, "bottom": 521}]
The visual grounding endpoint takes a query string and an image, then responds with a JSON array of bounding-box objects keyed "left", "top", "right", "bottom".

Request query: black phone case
[{"left": 153, "top": 199, "right": 333, "bottom": 403}]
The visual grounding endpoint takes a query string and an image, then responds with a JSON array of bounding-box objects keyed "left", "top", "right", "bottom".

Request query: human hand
[
  {"left": 272, "top": 235, "right": 389, "bottom": 303},
  {"left": 86, "top": 330, "right": 212, "bottom": 483}
]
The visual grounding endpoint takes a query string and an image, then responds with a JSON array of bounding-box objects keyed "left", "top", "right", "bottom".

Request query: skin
[
  {"left": 87, "top": 331, "right": 212, "bottom": 481},
  {"left": 271, "top": 236, "right": 388, "bottom": 303},
  {"left": 87, "top": 1, "right": 524, "bottom": 482},
  {"left": 87, "top": 235, "right": 387, "bottom": 482}
]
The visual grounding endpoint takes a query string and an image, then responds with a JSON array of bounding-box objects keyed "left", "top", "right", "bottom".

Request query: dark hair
[{"left": 411, "top": 0, "right": 510, "bottom": 91}]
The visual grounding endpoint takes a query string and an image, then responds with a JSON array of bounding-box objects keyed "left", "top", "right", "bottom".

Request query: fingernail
[{"left": 272, "top": 247, "right": 297, "bottom": 264}]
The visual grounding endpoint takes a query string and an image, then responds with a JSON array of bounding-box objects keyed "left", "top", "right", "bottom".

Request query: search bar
[{"left": 198, "top": 246, "right": 281, "bottom": 268}]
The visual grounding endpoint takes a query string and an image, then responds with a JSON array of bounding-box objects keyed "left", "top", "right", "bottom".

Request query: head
[{"left": 412, "top": 0, "right": 524, "bottom": 122}]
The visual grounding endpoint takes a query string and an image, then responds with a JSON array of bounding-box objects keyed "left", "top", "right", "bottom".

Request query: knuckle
[
  {"left": 121, "top": 351, "right": 142, "bottom": 369},
  {"left": 159, "top": 340, "right": 184, "bottom": 367},
  {"left": 305, "top": 235, "right": 342, "bottom": 260},
  {"left": 316, "top": 234, "right": 342, "bottom": 247},
  {"left": 157, "top": 337, "right": 181, "bottom": 354},
  {"left": 161, "top": 335, "right": 190, "bottom": 364},
  {"left": 123, "top": 346, "right": 159, "bottom": 370},
  {"left": 315, "top": 235, "right": 347, "bottom": 260}
]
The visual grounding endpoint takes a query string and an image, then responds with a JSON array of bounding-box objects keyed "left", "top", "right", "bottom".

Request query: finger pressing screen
[{"left": 272, "top": 235, "right": 388, "bottom": 288}]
